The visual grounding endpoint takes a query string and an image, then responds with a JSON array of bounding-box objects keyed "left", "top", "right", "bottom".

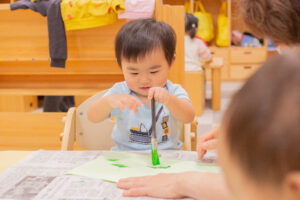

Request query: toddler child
[{"left": 87, "top": 19, "right": 195, "bottom": 150}]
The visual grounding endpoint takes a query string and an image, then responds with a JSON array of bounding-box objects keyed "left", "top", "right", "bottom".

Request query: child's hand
[
  {"left": 198, "top": 47, "right": 211, "bottom": 61},
  {"left": 107, "top": 94, "right": 143, "bottom": 113},
  {"left": 148, "top": 87, "right": 170, "bottom": 105}
]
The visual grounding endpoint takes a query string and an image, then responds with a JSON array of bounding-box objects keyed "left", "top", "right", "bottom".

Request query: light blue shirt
[{"left": 104, "top": 80, "right": 190, "bottom": 151}]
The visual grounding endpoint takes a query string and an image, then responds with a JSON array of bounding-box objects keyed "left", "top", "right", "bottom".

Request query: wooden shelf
[
  {"left": 0, "top": 0, "right": 185, "bottom": 116},
  {"left": 0, "top": 60, "right": 122, "bottom": 75},
  {"left": 0, "top": 3, "right": 9, "bottom": 10},
  {"left": 0, "top": 0, "right": 185, "bottom": 85},
  {"left": 0, "top": 89, "right": 101, "bottom": 96},
  {"left": 0, "top": 58, "right": 118, "bottom": 62}
]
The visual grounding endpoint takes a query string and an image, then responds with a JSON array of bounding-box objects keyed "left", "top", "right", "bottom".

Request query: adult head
[{"left": 218, "top": 49, "right": 300, "bottom": 200}]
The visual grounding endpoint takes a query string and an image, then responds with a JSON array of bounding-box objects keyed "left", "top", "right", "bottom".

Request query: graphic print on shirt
[
  {"left": 129, "top": 106, "right": 169, "bottom": 144},
  {"left": 129, "top": 123, "right": 151, "bottom": 144},
  {"left": 161, "top": 115, "right": 169, "bottom": 142}
]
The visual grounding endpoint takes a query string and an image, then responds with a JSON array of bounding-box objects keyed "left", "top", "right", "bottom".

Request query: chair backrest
[{"left": 76, "top": 90, "right": 115, "bottom": 150}]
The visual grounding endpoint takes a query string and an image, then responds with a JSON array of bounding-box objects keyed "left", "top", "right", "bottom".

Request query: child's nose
[{"left": 139, "top": 74, "right": 151, "bottom": 84}]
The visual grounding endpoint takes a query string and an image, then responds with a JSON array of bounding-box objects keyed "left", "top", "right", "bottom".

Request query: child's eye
[
  {"left": 150, "top": 71, "right": 158, "bottom": 74},
  {"left": 131, "top": 73, "right": 138, "bottom": 75}
]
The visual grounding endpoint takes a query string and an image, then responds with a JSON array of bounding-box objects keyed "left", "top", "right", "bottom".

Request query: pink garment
[{"left": 118, "top": 0, "right": 155, "bottom": 19}]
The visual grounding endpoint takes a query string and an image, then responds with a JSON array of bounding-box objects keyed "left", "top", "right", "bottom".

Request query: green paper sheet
[{"left": 67, "top": 151, "right": 221, "bottom": 182}]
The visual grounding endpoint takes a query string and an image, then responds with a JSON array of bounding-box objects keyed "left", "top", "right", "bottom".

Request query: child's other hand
[
  {"left": 148, "top": 87, "right": 170, "bottom": 105},
  {"left": 107, "top": 94, "right": 143, "bottom": 113}
]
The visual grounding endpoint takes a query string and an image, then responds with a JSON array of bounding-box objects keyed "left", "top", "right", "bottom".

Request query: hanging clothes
[
  {"left": 61, "top": 0, "right": 125, "bottom": 31},
  {"left": 118, "top": 0, "right": 155, "bottom": 20},
  {"left": 43, "top": 96, "right": 75, "bottom": 112},
  {"left": 10, "top": 0, "right": 67, "bottom": 68}
]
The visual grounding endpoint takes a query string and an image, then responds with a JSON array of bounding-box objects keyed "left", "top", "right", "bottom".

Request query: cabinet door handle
[
  {"left": 244, "top": 51, "right": 252, "bottom": 55},
  {"left": 244, "top": 66, "right": 252, "bottom": 69}
]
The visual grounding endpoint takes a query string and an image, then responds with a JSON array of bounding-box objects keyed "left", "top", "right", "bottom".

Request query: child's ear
[
  {"left": 169, "top": 54, "right": 176, "bottom": 68},
  {"left": 284, "top": 172, "right": 300, "bottom": 200}
]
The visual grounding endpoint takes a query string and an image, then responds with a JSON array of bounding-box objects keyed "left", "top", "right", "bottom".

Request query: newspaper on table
[{"left": 0, "top": 150, "right": 217, "bottom": 200}]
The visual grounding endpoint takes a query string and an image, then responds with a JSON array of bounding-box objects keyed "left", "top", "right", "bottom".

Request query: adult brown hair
[
  {"left": 240, "top": 0, "right": 300, "bottom": 45},
  {"left": 223, "top": 49, "right": 300, "bottom": 184}
]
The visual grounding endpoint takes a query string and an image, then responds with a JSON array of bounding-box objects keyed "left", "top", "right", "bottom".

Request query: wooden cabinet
[
  {"left": 230, "top": 64, "right": 260, "bottom": 80},
  {"left": 229, "top": 46, "right": 267, "bottom": 80},
  {"left": 230, "top": 47, "right": 267, "bottom": 64},
  {"left": 168, "top": 0, "right": 268, "bottom": 81},
  {"left": 228, "top": 0, "right": 267, "bottom": 80}
]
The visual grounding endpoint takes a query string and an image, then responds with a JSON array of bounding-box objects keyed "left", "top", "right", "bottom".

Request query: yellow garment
[{"left": 61, "top": 0, "right": 125, "bottom": 31}]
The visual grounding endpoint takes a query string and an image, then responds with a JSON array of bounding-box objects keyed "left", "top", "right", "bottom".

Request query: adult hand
[
  {"left": 118, "top": 172, "right": 230, "bottom": 200},
  {"left": 117, "top": 173, "right": 185, "bottom": 199},
  {"left": 197, "top": 126, "right": 219, "bottom": 160}
]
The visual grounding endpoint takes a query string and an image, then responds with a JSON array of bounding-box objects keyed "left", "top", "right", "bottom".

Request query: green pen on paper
[{"left": 151, "top": 98, "right": 160, "bottom": 165}]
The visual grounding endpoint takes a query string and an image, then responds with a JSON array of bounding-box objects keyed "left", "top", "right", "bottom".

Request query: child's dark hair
[
  {"left": 185, "top": 13, "right": 198, "bottom": 39},
  {"left": 240, "top": 0, "right": 300, "bottom": 45},
  {"left": 223, "top": 49, "right": 300, "bottom": 185},
  {"left": 115, "top": 18, "right": 176, "bottom": 67}
]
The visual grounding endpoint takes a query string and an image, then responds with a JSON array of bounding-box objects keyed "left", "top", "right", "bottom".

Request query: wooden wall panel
[
  {"left": 0, "top": 112, "right": 65, "bottom": 150},
  {"left": 0, "top": 95, "right": 38, "bottom": 112}
]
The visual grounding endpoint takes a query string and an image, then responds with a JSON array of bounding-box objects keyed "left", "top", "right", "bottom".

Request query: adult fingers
[
  {"left": 197, "top": 147, "right": 207, "bottom": 160},
  {"left": 123, "top": 187, "right": 150, "bottom": 197},
  {"left": 118, "top": 177, "right": 147, "bottom": 189},
  {"left": 202, "top": 139, "right": 218, "bottom": 150}
]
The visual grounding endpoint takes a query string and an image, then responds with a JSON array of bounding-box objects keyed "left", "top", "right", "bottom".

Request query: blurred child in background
[{"left": 184, "top": 13, "right": 211, "bottom": 71}]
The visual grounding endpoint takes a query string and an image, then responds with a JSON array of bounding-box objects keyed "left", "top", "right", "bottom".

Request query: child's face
[
  {"left": 121, "top": 47, "right": 172, "bottom": 98},
  {"left": 217, "top": 126, "right": 287, "bottom": 200}
]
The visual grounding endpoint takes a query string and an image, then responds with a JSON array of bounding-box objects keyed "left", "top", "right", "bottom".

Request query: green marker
[{"left": 151, "top": 98, "right": 160, "bottom": 165}]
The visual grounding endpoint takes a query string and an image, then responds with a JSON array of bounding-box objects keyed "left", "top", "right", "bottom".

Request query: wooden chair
[
  {"left": 203, "top": 57, "right": 224, "bottom": 110},
  {"left": 61, "top": 90, "right": 114, "bottom": 150},
  {"left": 61, "top": 90, "right": 197, "bottom": 150}
]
